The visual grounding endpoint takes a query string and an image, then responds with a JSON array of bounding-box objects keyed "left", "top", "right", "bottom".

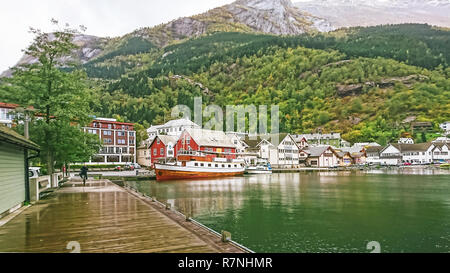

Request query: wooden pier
[{"left": 0, "top": 179, "right": 247, "bottom": 253}]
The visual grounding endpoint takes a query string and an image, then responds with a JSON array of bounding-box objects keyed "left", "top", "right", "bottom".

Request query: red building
[
  {"left": 83, "top": 118, "right": 136, "bottom": 165},
  {"left": 175, "top": 128, "right": 237, "bottom": 160},
  {"left": 0, "top": 102, "right": 19, "bottom": 128},
  {"left": 148, "top": 135, "right": 177, "bottom": 166}
]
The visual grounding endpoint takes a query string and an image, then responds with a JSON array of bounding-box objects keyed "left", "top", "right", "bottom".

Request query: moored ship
[{"left": 154, "top": 151, "right": 246, "bottom": 181}]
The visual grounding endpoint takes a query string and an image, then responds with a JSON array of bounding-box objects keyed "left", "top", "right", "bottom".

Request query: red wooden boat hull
[{"left": 155, "top": 169, "right": 244, "bottom": 181}]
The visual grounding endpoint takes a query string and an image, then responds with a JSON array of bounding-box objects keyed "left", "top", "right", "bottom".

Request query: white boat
[{"left": 154, "top": 151, "right": 246, "bottom": 181}]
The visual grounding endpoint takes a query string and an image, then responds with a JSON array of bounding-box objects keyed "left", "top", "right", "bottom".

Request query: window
[
  {"left": 103, "top": 139, "right": 112, "bottom": 144},
  {"left": 186, "top": 136, "right": 191, "bottom": 145},
  {"left": 195, "top": 163, "right": 199, "bottom": 167},
  {"left": 208, "top": 164, "right": 212, "bottom": 167},
  {"left": 200, "top": 163, "right": 204, "bottom": 167},
  {"left": 118, "top": 139, "right": 126, "bottom": 145},
  {"left": 215, "top": 164, "right": 218, "bottom": 168},
  {"left": 153, "top": 149, "right": 157, "bottom": 156},
  {"left": 103, "top": 130, "right": 112, "bottom": 136},
  {"left": 118, "top": 131, "right": 125, "bottom": 137},
  {"left": 160, "top": 148, "right": 164, "bottom": 155}
]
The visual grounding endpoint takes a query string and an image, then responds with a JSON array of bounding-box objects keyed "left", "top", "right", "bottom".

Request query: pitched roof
[
  {"left": 391, "top": 143, "right": 434, "bottom": 152},
  {"left": 302, "top": 146, "right": 333, "bottom": 157},
  {"left": 158, "top": 135, "right": 177, "bottom": 145},
  {"left": 185, "top": 128, "right": 235, "bottom": 148},
  {"left": 0, "top": 102, "right": 19, "bottom": 109},
  {"left": 243, "top": 133, "right": 293, "bottom": 148},
  {"left": 432, "top": 143, "right": 449, "bottom": 150},
  {"left": 0, "top": 125, "right": 40, "bottom": 151},
  {"left": 365, "top": 146, "right": 384, "bottom": 153},
  {"left": 147, "top": 118, "right": 200, "bottom": 133},
  {"left": 149, "top": 135, "right": 177, "bottom": 147}
]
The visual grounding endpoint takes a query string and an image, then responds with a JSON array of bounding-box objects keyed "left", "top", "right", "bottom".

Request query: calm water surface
[{"left": 126, "top": 169, "right": 450, "bottom": 253}]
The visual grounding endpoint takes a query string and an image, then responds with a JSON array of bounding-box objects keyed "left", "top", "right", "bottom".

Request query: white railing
[{"left": 29, "top": 172, "right": 65, "bottom": 203}]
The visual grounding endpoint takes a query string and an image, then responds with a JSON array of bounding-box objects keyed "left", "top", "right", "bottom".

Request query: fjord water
[{"left": 127, "top": 170, "right": 450, "bottom": 253}]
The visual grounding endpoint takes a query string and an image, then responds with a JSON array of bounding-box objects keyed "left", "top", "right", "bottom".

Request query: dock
[{"left": 0, "top": 179, "right": 247, "bottom": 253}]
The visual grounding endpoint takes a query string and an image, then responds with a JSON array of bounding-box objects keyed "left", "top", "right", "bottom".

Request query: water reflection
[{"left": 126, "top": 171, "right": 450, "bottom": 253}]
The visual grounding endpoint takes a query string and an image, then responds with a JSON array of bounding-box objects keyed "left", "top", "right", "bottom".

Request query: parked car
[
  {"left": 124, "top": 164, "right": 135, "bottom": 171},
  {"left": 29, "top": 167, "right": 41, "bottom": 178},
  {"left": 130, "top": 163, "right": 141, "bottom": 169},
  {"left": 403, "top": 162, "right": 412, "bottom": 166},
  {"left": 114, "top": 166, "right": 123, "bottom": 171}
]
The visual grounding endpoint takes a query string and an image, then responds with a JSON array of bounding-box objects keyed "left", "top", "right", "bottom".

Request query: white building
[
  {"left": 440, "top": 122, "right": 450, "bottom": 134},
  {"left": 292, "top": 133, "right": 343, "bottom": 147},
  {"left": 378, "top": 145, "right": 403, "bottom": 165},
  {"left": 243, "top": 134, "right": 300, "bottom": 168},
  {"left": 431, "top": 143, "right": 450, "bottom": 163},
  {"left": 0, "top": 102, "right": 17, "bottom": 128},
  {"left": 146, "top": 118, "right": 200, "bottom": 141},
  {"left": 365, "top": 146, "right": 384, "bottom": 164},
  {"left": 398, "top": 138, "right": 414, "bottom": 144},
  {"left": 300, "top": 146, "right": 340, "bottom": 167},
  {"left": 380, "top": 143, "right": 435, "bottom": 165},
  {"left": 433, "top": 137, "right": 450, "bottom": 143}
]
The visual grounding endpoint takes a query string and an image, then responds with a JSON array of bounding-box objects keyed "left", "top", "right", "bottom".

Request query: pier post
[{"left": 221, "top": 231, "right": 232, "bottom": 242}]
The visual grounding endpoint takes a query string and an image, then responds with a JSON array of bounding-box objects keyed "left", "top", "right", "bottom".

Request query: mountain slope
[
  {"left": 131, "top": 0, "right": 331, "bottom": 47},
  {"left": 2, "top": 0, "right": 329, "bottom": 77},
  {"left": 1, "top": 34, "right": 110, "bottom": 77},
  {"left": 296, "top": 0, "right": 450, "bottom": 29}
]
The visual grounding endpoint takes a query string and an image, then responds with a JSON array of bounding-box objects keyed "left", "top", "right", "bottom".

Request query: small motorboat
[{"left": 245, "top": 164, "right": 273, "bottom": 174}]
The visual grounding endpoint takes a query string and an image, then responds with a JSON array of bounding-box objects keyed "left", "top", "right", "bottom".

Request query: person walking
[{"left": 80, "top": 165, "right": 88, "bottom": 186}]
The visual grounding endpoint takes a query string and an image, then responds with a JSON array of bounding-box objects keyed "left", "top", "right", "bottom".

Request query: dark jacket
[{"left": 80, "top": 166, "right": 88, "bottom": 175}]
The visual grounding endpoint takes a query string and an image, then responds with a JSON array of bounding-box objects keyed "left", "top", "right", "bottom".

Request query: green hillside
[
  {"left": 87, "top": 24, "right": 450, "bottom": 145},
  {"left": 3, "top": 24, "right": 449, "bottom": 145}
]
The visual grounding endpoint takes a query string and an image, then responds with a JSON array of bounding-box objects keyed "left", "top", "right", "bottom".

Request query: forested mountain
[
  {"left": 78, "top": 24, "right": 449, "bottom": 145},
  {"left": 1, "top": 3, "right": 449, "bottom": 146}
]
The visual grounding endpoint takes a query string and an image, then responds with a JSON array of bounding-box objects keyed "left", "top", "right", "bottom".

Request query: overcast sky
[{"left": 0, "top": 0, "right": 242, "bottom": 73}]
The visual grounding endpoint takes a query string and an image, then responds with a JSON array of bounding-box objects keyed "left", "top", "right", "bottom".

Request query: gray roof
[
  {"left": 0, "top": 125, "right": 40, "bottom": 151},
  {"left": 185, "top": 128, "right": 235, "bottom": 148},
  {"left": 302, "top": 146, "right": 333, "bottom": 157},
  {"left": 391, "top": 143, "right": 434, "bottom": 152}
]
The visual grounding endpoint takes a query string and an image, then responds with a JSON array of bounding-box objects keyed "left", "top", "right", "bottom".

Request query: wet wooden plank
[{"left": 0, "top": 179, "right": 244, "bottom": 253}]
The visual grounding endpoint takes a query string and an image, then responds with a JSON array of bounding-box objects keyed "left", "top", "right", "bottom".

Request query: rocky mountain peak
[
  {"left": 225, "top": 0, "right": 332, "bottom": 34},
  {"left": 235, "top": 0, "right": 294, "bottom": 9}
]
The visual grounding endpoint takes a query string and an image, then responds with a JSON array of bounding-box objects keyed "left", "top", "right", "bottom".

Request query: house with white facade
[
  {"left": 380, "top": 143, "right": 435, "bottom": 165},
  {"left": 433, "top": 137, "right": 450, "bottom": 143},
  {"left": 440, "top": 122, "right": 450, "bottom": 135},
  {"left": 146, "top": 118, "right": 200, "bottom": 142},
  {"left": 365, "top": 146, "right": 384, "bottom": 165},
  {"left": 398, "top": 138, "right": 414, "bottom": 144},
  {"left": 431, "top": 143, "right": 450, "bottom": 163},
  {"left": 0, "top": 102, "right": 18, "bottom": 128},
  {"left": 300, "top": 146, "right": 340, "bottom": 168},
  {"left": 378, "top": 145, "right": 403, "bottom": 166},
  {"left": 243, "top": 134, "right": 300, "bottom": 168},
  {"left": 292, "top": 133, "right": 343, "bottom": 147}
]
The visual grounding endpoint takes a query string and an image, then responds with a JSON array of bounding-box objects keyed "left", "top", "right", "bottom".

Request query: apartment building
[{"left": 83, "top": 118, "right": 136, "bottom": 165}]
